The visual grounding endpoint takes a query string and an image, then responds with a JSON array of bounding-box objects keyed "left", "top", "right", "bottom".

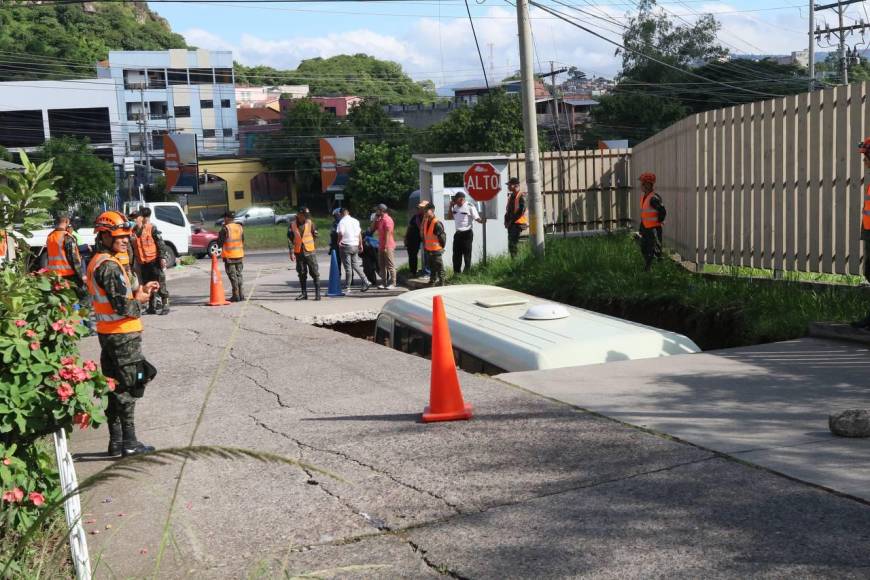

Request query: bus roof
[{"left": 379, "top": 285, "right": 701, "bottom": 372}]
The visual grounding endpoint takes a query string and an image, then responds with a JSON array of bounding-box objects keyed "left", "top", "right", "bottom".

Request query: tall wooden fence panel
[
  {"left": 632, "top": 82, "right": 870, "bottom": 275},
  {"left": 508, "top": 149, "right": 632, "bottom": 231}
]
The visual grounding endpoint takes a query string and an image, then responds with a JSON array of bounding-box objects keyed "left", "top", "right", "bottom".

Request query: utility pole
[
  {"left": 813, "top": 0, "right": 870, "bottom": 85},
  {"left": 549, "top": 61, "right": 562, "bottom": 151},
  {"left": 808, "top": 0, "right": 815, "bottom": 91},
  {"left": 137, "top": 83, "right": 151, "bottom": 188},
  {"left": 516, "top": 0, "right": 545, "bottom": 256}
]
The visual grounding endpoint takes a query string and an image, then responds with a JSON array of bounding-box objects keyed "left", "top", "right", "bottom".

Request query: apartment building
[
  {"left": 96, "top": 49, "right": 239, "bottom": 164},
  {"left": 236, "top": 84, "right": 309, "bottom": 109}
]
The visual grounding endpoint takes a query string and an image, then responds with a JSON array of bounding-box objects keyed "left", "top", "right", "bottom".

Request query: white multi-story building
[
  {"left": 96, "top": 49, "right": 239, "bottom": 163},
  {"left": 236, "top": 84, "right": 309, "bottom": 109},
  {"left": 0, "top": 78, "right": 125, "bottom": 167}
]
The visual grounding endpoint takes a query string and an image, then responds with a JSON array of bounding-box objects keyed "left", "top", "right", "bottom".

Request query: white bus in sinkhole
[{"left": 375, "top": 285, "right": 701, "bottom": 375}]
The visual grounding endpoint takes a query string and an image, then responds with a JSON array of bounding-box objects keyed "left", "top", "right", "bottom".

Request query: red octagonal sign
[{"left": 464, "top": 162, "right": 501, "bottom": 202}]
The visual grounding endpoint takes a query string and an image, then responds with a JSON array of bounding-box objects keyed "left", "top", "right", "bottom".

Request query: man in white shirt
[
  {"left": 336, "top": 207, "right": 370, "bottom": 292},
  {"left": 449, "top": 191, "right": 484, "bottom": 275}
]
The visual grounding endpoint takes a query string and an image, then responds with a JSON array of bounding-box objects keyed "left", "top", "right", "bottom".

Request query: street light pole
[
  {"left": 516, "top": 0, "right": 545, "bottom": 256},
  {"left": 808, "top": 0, "right": 815, "bottom": 91}
]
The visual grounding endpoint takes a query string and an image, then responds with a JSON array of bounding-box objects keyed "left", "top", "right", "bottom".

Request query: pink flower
[
  {"left": 2, "top": 458, "right": 10, "bottom": 466},
  {"left": 106, "top": 377, "right": 116, "bottom": 392},
  {"left": 61, "top": 356, "right": 76, "bottom": 366},
  {"left": 14, "top": 319, "right": 26, "bottom": 328},
  {"left": 59, "top": 368, "right": 74, "bottom": 380},
  {"left": 35, "top": 267, "right": 48, "bottom": 275},
  {"left": 29, "top": 492, "right": 45, "bottom": 506},
  {"left": 51, "top": 320, "right": 65, "bottom": 332},
  {"left": 52, "top": 283, "right": 62, "bottom": 291},
  {"left": 49, "top": 374, "right": 60, "bottom": 382},
  {"left": 62, "top": 324, "right": 77, "bottom": 337},
  {"left": 24, "top": 329, "right": 36, "bottom": 338},
  {"left": 73, "top": 412, "right": 90, "bottom": 430},
  {"left": 2, "top": 488, "right": 24, "bottom": 503},
  {"left": 56, "top": 383, "right": 74, "bottom": 402},
  {"left": 83, "top": 360, "right": 97, "bottom": 372},
  {"left": 71, "top": 368, "right": 90, "bottom": 383},
  {"left": 29, "top": 341, "right": 40, "bottom": 351}
]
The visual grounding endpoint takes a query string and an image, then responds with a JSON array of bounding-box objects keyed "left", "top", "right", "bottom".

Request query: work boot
[
  {"left": 159, "top": 299, "right": 170, "bottom": 315},
  {"left": 238, "top": 290, "right": 245, "bottom": 301},
  {"left": 313, "top": 282, "right": 321, "bottom": 301},
  {"left": 296, "top": 281, "right": 308, "bottom": 300},
  {"left": 121, "top": 425, "right": 155, "bottom": 457},
  {"left": 107, "top": 422, "right": 123, "bottom": 457}
]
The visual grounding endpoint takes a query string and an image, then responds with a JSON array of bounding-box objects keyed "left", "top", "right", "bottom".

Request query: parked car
[
  {"left": 214, "top": 206, "right": 275, "bottom": 227},
  {"left": 190, "top": 225, "right": 220, "bottom": 258},
  {"left": 275, "top": 212, "right": 295, "bottom": 224},
  {"left": 123, "top": 201, "right": 191, "bottom": 267}
]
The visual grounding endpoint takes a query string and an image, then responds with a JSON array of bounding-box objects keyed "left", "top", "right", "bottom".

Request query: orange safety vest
[
  {"left": 86, "top": 253, "right": 143, "bottom": 335},
  {"left": 0, "top": 231, "right": 6, "bottom": 259},
  {"left": 116, "top": 249, "right": 131, "bottom": 268},
  {"left": 134, "top": 222, "right": 158, "bottom": 264},
  {"left": 863, "top": 184, "right": 870, "bottom": 231},
  {"left": 291, "top": 220, "right": 315, "bottom": 254},
  {"left": 46, "top": 229, "right": 77, "bottom": 277},
  {"left": 511, "top": 193, "right": 528, "bottom": 225},
  {"left": 223, "top": 223, "right": 245, "bottom": 259},
  {"left": 423, "top": 217, "right": 443, "bottom": 252},
  {"left": 641, "top": 192, "right": 662, "bottom": 229}
]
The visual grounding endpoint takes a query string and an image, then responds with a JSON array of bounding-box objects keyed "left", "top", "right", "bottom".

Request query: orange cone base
[
  {"left": 422, "top": 403, "right": 473, "bottom": 423},
  {"left": 206, "top": 299, "right": 231, "bottom": 306}
]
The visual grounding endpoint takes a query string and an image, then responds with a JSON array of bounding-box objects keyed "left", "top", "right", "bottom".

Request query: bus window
[
  {"left": 374, "top": 316, "right": 391, "bottom": 347},
  {"left": 395, "top": 321, "right": 432, "bottom": 359}
]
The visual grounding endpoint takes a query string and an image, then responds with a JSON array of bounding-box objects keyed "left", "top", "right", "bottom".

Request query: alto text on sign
[{"left": 464, "top": 162, "right": 501, "bottom": 202}]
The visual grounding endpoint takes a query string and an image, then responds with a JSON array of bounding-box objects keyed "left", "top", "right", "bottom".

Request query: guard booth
[{"left": 413, "top": 153, "right": 511, "bottom": 264}]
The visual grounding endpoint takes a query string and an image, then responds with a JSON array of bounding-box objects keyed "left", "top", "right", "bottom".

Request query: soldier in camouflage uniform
[
  {"left": 218, "top": 211, "right": 246, "bottom": 301},
  {"left": 88, "top": 211, "right": 159, "bottom": 458},
  {"left": 133, "top": 207, "right": 171, "bottom": 314},
  {"left": 288, "top": 207, "right": 321, "bottom": 301}
]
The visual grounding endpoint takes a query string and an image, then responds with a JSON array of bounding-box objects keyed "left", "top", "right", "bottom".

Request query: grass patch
[
  {"left": 243, "top": 211, "right": 408, "bottom": 251},
  {"left": 703, "top": 263, "right": 865, "bottom": 286},
  {"left": 454, "top": 234, "right": 869, "bottom": 349}
]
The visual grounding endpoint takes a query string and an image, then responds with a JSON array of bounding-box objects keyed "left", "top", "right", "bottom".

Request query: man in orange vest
[
  {"left": 638, "top": 172, "right": 667, "bottom": 271},
  {"left": 218, "top": 210, "right": 246, "bottom": 302},
  {"left": 133, "top": 207, "right": 171, "bottom": 315},
  {"left": 288, "top": 207, "right": 321, "bottom": 300},
  {"left": 421, "top": 202, "right": 447, "bottom": 286},
  {"left": 504, "top": 177, "right": 528, "bottom": 258},
  {"left": 46, "top": 213, "right": 84, "bottom": 293},
  {"left": 0, "top": 229, "right": 8, "bottom": 265},
  {"left": 852, "top": 139, "right": 870, "bottom": 327},
  {"left": 89, "top": 211, "right": 159, "bottom": 457}
]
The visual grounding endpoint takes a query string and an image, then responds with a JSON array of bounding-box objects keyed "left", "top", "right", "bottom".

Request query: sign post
[{"left": 464, "top": 162, "right": 501, "bottom": 265}]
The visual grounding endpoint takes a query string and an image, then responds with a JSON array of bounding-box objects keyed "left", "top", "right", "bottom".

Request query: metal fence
[
  {"left": 508, "top": 149, "right": 633, "bottom": 232},
  {"left": 632, "top": 82, "right": 870, "bottom": 274}
]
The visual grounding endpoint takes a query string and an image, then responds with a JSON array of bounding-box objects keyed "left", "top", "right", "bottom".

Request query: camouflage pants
[
  {"left": 225, "top": 260, "right": 244, "bottom": 296},
  {"left": 427, "top": 251, "right": 445, "bottom": 286},
  {"left": 295, "top": 252, "right": 319, "bottom": 283},
  {"left": 640, "top": 226, "right": 663, "bottom": 271},
  {"left": 140, "top": 261, "right": 169, "bottom": 310},
  {"left": 99, "top": 332, "right": 144, "bottom": 441}
]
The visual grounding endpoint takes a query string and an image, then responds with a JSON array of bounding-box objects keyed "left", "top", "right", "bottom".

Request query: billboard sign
[
  {"left": 164, "top": 133, "right": 199, "bottom": 194},
  {"left": 320, "top": 137, "right": 355, "bottom": 193}
]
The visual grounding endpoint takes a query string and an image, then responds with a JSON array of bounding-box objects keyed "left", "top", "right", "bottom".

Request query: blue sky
[{"left": 150, "top": 0, "right": 826, "bottom": 84}]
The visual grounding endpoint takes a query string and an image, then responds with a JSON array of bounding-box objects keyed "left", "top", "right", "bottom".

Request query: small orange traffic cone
[
  {"left": 422, "top": 295, "right": 473, "bottom": 423},
  {"left": 206, "top": 254, "right": 230, "bottom": 306}
]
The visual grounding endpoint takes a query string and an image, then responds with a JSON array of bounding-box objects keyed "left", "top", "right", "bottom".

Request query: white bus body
[{"left": 375, "top": 285, "right": 701, "bottom": 374}]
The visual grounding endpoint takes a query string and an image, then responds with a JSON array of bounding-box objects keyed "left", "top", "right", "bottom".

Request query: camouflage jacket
[{"left": 92, "top": 250, "right": 144, "bottom": 366}]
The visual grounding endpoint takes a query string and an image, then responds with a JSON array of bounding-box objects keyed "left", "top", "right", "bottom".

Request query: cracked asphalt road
[{"left": 70, "top": 255, "right": 870, "bottom": 578}]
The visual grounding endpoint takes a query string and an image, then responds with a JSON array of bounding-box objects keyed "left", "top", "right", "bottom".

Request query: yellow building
[{"left": 187, "top": 156, "right": 295, "bottom": 219}]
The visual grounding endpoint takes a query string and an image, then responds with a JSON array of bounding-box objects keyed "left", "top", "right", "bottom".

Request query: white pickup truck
[{"left": 21, "top": 202, "right": 191, "bottom": 268}]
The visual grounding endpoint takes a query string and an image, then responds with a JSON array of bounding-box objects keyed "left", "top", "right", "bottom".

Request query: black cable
[{"left": 464, "top": 0, "right": 490, "bottom": 89}]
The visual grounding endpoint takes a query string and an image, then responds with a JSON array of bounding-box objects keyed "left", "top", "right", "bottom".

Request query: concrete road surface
[{"left": 70, "top": 252, "right": 870, "bottom": 578}]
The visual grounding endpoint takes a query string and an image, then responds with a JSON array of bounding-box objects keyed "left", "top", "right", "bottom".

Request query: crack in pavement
[
  {"left": 406, "top": 539, "right": 471, "bottom": 579},
  {"left": 226, "top": 350, "right": 292, "bottom": 409},
  {"left": 251, "top": 416, "right": 462, "bottom": 514}
]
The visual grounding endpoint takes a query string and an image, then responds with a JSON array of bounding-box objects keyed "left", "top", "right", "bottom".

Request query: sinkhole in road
[{"left": 314, "top": 319, "right": 377, "bottom": 342}]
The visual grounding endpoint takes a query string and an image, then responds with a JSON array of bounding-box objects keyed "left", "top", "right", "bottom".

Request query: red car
[{"left": 190, "top": 224, "right": 221, "bottom": 258}]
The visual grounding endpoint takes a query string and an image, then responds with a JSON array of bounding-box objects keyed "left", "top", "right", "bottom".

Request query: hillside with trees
[{"left": 0, "top": 2, "right": 187, "bottom": 81}]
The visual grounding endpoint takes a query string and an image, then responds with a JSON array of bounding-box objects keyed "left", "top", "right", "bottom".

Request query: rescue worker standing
[
  {"left": 133, "top": 207, "right": 171, "bottom": 315},
  {"left": 638, "top": 172, "right": 667, "bottom": 271},
  {"left": 404, "top": 204, "right": 425, "bottom": 278},
  {"left": 504, "top": 177, "right": 528, "bottom": 258},
  {"left": 218, "top": 211, "right": 246, "bottom": 302},
  {"left": 422, "top": 202, "right": 447, "bottom": 286},
  {"left": 852, "top": 138, "right": 870, "bottom": 328},
  {"left": 46, "top": 213, "right": 84, "bottom": 294},
  {"left": 288, "top": 207, "right": 321, "bottom": 301},
  {"left": 449, "top": 191, "right": 484, "bottom": 274},
  {"left": 88, "top": 211, "right": 158, "bottom": 457}
]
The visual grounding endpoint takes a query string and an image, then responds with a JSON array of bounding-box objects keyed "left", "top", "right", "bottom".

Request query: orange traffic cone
[
  {"left": 422, "top": 295, "right": 473, "bottom": 423},
  {"left": 206, "top": 254, "right": 230, "bottom": 306}
]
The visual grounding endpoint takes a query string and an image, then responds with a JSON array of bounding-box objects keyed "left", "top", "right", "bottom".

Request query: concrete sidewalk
[
  {"left": 70, "top": 255, "right": 870, "bottom": 578},
  {"left": 500, "top": 338, "right": 870, "bottom": 502}
]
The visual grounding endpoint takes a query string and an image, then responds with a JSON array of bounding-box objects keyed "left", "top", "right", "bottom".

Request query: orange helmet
[
  {"left": 858, "top": 138, "right": 870, "bottom": 156},
  {"left": 638, "top": 172, "right": 656, "bottom": 184},
  {"left": 94, "top": 210, "right": 134, "bottom": 237}
]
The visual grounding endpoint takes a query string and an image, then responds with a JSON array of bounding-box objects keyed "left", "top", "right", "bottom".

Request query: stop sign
[{"left": 464, "top": 162, "right": 501, "bottom": 202}]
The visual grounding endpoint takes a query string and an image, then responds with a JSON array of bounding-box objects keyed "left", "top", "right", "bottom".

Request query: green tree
[
  {"left": 344, "top": 143, "right": 418, "bottom": 211},
  {"left": 0, "top": 146, "right": 10, "bottom": 162},
  {"left": 346, "top": 99, "right": 411, "bottom": 145},
  {"left": 36, "top": 137, "right": 115, "bottom": 218},
  {"left": 424, "top": 89, "right": 547, "bottom": 154}
]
